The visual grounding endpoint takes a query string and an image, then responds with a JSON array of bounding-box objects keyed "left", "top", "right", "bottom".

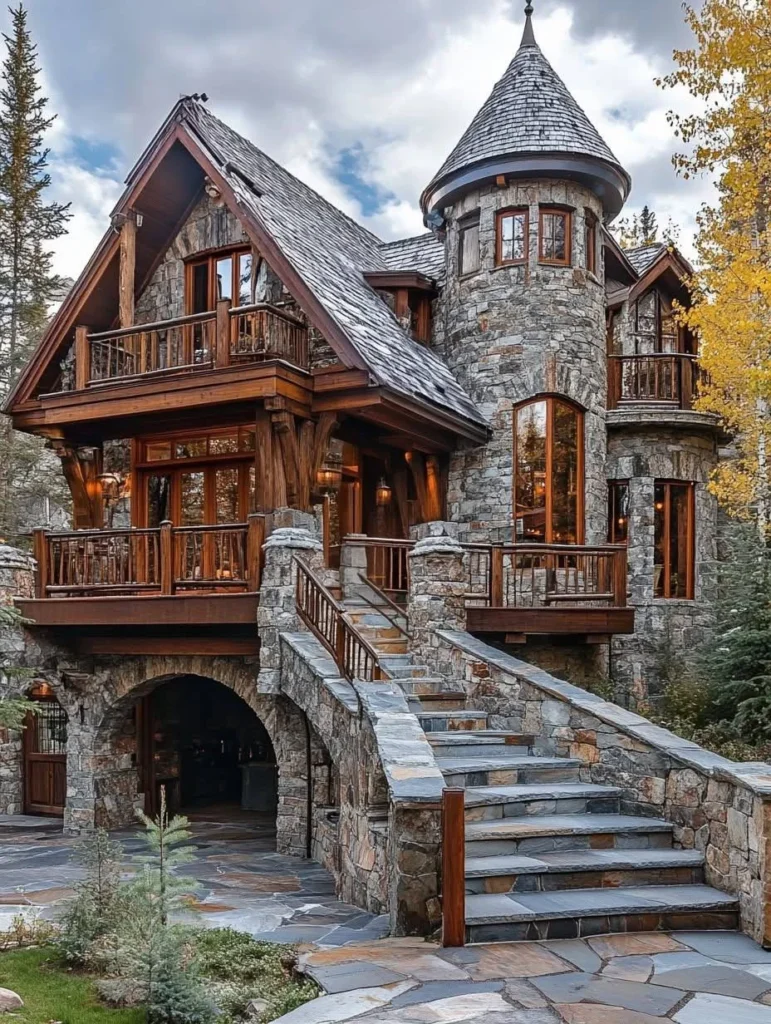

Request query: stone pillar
[
  {"left": 257, "top": 510, "right": 324, "bottom": 694},
  {"left": 340, "top": 534, "right": 369, "bottom": 602},
  {"left": 407, "top": 526, "right": 467, "bottom": 674},
  {"left": 0, "top": 545, "right": 34, "bottom": 666}
]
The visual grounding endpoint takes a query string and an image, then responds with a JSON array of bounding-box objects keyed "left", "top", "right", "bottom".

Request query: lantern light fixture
[{"left": 375, "top": 477, "right": 392, "bottom": 506}]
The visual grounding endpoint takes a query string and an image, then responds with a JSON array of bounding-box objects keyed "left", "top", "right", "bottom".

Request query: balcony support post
[
  {"left": 160, "top": 521, "right": 173, "bottom": 596},
  {"left": 32, "top": 529, "right": 48, "bottom": 599},
  {"left": 118, "top": 215, "right": 136, "bottom": 329},
  {"left": 75, "top": 325, "right": 89, "bottom": 391},
  {"left": 247, "top": 513, "right": 266, "bottom": 591},
  {"left": 215, "top": 298, "right": 231, "bottom": 369},
  {"left": 442, "top": 788, "right": 466, "bottom": 947}
]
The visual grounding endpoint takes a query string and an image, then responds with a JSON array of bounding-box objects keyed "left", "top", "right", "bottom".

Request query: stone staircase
[{"left": 343, "top": 593, "right": 741, "bottom": 944}]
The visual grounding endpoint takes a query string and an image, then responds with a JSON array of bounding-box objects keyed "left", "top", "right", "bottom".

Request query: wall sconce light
[
  {"left": 204, "top": 176, "right": 224, "bottom": 206},
  {"left": 375, "top": 477, "right": 393, "bottom": 507},
  {"left": 316, "top": 463, "right": 342, "bottom": 494}
]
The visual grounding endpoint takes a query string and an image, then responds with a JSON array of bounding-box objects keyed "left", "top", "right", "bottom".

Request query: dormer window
[
  {"left": 496, "top": 208, "right": 529, "bottom": 266},
  {"left": 539, "top": 208, "right": 571, "bottom": 267},
  {"left": 458, "top": 213, "right": 481, "bottom": 277}
]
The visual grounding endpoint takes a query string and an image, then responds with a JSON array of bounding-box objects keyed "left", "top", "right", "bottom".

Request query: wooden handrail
[
  {"left": 88, "top": 310, "right": 216, "bottom": 341},
  {"left": 608, "top": 353, "right": 698, "bottom": 410},
  {"left": 442, "top": 788, "right": 466, "bottom": 948},
  {"left": 295, "top": 558, "right": 384, "bottom": 681},
  {"left": 229, "top": 302, "right": 307, "bottom": 328}
]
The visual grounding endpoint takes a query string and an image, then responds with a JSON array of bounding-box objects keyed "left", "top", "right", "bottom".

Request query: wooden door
[{"left": 23, "top": 697, "right": 67, "bottom": 816}]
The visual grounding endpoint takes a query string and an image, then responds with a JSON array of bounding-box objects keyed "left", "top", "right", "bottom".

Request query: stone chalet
[{"left": 1, "top": 5, "right": 767, "bottom": 950}]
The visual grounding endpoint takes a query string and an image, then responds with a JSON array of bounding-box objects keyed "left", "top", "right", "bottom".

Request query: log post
[
  {"left": 118, "top": 215, "right": 137, "bottom": 329},
  {"left": 335, "top": 615, "right": 346, "bottom": 676},
  {"left": 442, "top": 788, "right": 466, "bottom": 948},
  {"left": 247, "top": 513, "right": 265, "bottom": 591},
  {"left": 75, "top": 325, "right": 90, "bottom": 391},
  {"left": 215, "top": 298, "right": 231, "bottom": 369},
  {"left": 32, "top": 528, "right": 48, "bottom": 599},
  {"left": 160, "top": 521, "right": 173, "bottom": 596},
  {"left": 490, "top": 546, "right": 504, "bottom": 607}
]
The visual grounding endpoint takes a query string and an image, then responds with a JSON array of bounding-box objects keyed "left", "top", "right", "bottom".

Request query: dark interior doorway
[{"left": 136, "top": 676, "right": 278, "bottom": 820}]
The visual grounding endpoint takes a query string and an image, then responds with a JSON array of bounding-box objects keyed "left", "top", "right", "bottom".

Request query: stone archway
[{"left": 70, "top": 655, "right": 310, "bottom": 857}]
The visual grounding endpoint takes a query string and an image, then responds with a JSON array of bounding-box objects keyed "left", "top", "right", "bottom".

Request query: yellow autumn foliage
[{"left": 660, "top": 0, "right": 771, "bottom": 522}]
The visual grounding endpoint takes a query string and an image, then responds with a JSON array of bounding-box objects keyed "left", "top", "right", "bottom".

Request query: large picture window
[
  {"left": 654, "top": 481, "right": 695, "bottom": 599},
  {"left": 514, "top": 397, "right": 584, "bottom": 543}
]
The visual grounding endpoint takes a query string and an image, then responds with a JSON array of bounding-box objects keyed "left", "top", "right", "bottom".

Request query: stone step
[
  {"left": 437, "top": 756, "right": 582, "bottom": 788},
  {"left": 409, "top": 693, "right": 469, "bottom": 712},
  {"left": 463, "top": 783, "right": 621, "bottom": 820},
  {"left": 464, "top": 847, "right": 705, "bottom": 895},
  {"left": 353, "top": 623, "right": 404, "bottom": 641},
  {"left": 463, "top": 812, "right": 674, "bottom": 857},
  {"left": 398, "top": 677, "right": 460, "bottom": 695},
  {"left": 419, "top": 712, "right": 489, "bottom": 732},
  {"left": 463, "top": 884, "right": 739, "bottom": 943},
  {"left": 378, "top": 655, "right": 428, "bottom": 678},
  {"left": 428, "top": 735, "right": 535, "bottom": 759}
]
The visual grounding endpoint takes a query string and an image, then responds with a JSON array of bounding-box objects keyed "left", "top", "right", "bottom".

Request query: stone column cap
[
  {"left": 0, "top": 544, "right": 35, "bottom": 570},
  {"left": 263, "top": 527, "right": 323, "bottom": 553},
  {"left": 409, "top": 530, "right": 464, "bottom": 558}
]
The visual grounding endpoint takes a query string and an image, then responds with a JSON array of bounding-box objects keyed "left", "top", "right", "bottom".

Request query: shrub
[{"left": 56, "top": 827, "right": 124, "bottom": 966}]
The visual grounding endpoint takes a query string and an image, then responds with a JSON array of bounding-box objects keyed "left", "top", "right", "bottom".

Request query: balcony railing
[
  {"left": 608, "top": 353, "right": 698, "bottom": 410},
  {"left": 31, "top": 517, "right": 266, "bottom": 598},
  {"left": 79, "top": 302, "right": 309, "bottom": 388},
  {"left": 342, "top": 537, "right": 629, "bottom": 610}
]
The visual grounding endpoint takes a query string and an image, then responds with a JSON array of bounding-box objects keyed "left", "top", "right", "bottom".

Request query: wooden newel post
[
  {"left": 335, "top": 616, "right": 346, "bottom": 675},
  {"left": 160, "top": 521, "right": 173, "bottom": 596},
  {"left": 215, "top": 298, "right": 231, "bottom": 369},
  {"left": 442, "top": 787, "right": 466, "bottom": 948},
  {"left": 75, "top": 325, "right": 89, "bottom": 391},
  {"left": 490, "top": 546, "right": 504, "bottom": 607},
  {"left": 247, "top": 514, "right": 265, "bottom": 591},
  {"left": 32, "top": 528, "right": 48, "bottom": 600}
]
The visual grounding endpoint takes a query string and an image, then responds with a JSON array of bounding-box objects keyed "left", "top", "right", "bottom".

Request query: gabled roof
[
  {"left": 421, "top": 8, "right": 630, "bottom": 220},
  {"left": 9, "top": 99, "right": 486, "bottom": 435},
  {"left": 380, "top": 233, "right": 445, "bottom": 282},
  {"left": 624, "top": 243, "right": 667, "bottom": 276}
]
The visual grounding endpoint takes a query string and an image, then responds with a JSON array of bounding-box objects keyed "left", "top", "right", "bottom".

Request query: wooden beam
[
  {"left": 17, "top": 592, "right": 260, "bottom": 627},
  {"left": 442, "top": 788, "right": 466, "bottom": 948},
  {"left": 465, "top": 607, "right": 635, "bottom": 636},
  {"left": 215, "top": 298, "right": 231, "bottom": 369},
  {"left": 73, "top": 636, "right": 261, "bottom": 656},
  {"left": 392, "top": 467, "right": 410, "bottom": 537},
  {"left": 254, "top": 408, "right": 275, "bottom": 512},
  {"left": 49, "top": 440, "right": 103, "bottom": 529},
  {"left": 74, "top": 326, "right": 89, "bottom": 391},
  {"left": 272, "top": 410, "right": 301, "bottom": 508},
  {"left": 406, "top": 451, "right": 429, "bottom": 522},
  {"left": 118, "top": 216, "right": 137, "bottom": 328}
]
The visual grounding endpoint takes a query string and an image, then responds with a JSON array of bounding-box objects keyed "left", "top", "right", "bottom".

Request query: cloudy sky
[{"left": 9, "top": 0, "right": 710, "bottom": 279}]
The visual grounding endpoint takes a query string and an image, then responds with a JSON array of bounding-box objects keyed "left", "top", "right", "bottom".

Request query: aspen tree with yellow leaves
[{"left": 661, "top": 0, "right": 771, "bottom": 532}]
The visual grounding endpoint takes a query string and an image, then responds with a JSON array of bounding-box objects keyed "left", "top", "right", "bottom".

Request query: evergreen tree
[
  {"left": 134, "top": 787, "right": 195, "bottom": 926},
  {"left": 613, "top": 205, "right": 661, "bottom": 249},
  {"left": 638, "top": 205, "right": 659, "bottom": 245},
  {"left": 58, "top": 827, "right": 125, "bottom": 966},
  {"left": 0, "top": 4, "right": 71, "bottom": 540}
]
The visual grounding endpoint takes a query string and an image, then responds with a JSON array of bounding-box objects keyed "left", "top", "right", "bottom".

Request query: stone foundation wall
[{"left": 440, "top": 630, "right": 771, "bottom": 946}]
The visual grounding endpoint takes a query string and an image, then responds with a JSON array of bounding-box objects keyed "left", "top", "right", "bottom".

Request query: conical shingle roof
[{"left": 421, "top": 8, "right": 630, "bottom": 219}]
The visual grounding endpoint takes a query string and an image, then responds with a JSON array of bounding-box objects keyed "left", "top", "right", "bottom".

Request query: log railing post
[
  {"left": 247, "top": 514, "right": 265, "bottom": 591},
  {"left": 490, "top": 545, "right": 504, "bottom": 607},
  {"left": 75, "top": 325, "right": 90, "bottom": 390},
  {"left": 442, "top": 787, "right": 466, "bottom": 948},
  {"left": 160, "top": 521, "right": 173, "bottom": 596},
  {"left": 32, "top": 528, "right": 49, "bottom": 599},
  {"left": 215, "top": 298, "right": 231, "bottom": 369},
  {"left": 614, "top": 547, "right": 628, "bottom": 607}
]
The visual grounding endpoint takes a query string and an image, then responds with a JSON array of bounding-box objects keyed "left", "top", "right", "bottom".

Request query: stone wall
[
  {"left": 607, "top": 424, "right": 719, "bottom": 703},
  {"left": 439, "top": 630, "right": 771, "bottom": 947},
  {"left": 434, "top": 178, "right": 607, "bottom": 543}
]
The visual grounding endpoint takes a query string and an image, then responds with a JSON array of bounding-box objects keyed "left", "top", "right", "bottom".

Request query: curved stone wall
[{"left": 433, "top": 178, "right": 608, "bottom": 541}]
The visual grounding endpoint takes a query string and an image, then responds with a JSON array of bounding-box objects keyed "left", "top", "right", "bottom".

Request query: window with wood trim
[
  {"left": 514, "top": 397, "right": 584, "bottom": 543},
  {"left": 186, "top": 247, "right": 253, "bottom": 313},
  {"left": 539, "top": 208, "right": 572, "bottom": 266},
  {"left": 654, "top": 481, "right": 695, "bottom": 599},
  {"left": 496, "top": 208, "right": 529, "bottom": 265},
  {"left": 608, "top": 480, "right": 630, "bottom": 545},
  {"left": 584, "top": 210, "right": 597, "bottom": 275},
  {"left": 458, "top": 213, "right": 481, "bottom": 276}
]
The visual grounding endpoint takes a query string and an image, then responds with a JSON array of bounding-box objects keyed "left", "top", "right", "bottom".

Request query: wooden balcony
[
  {"left": 18, "top": 518, "right": 266, "bottom": 637},
  {"left": 79, "top": 302, "right": 308, "bottom": 389},
  {"left": 607, "top": 353, "right": 698, "bottom": 411},
  {"left": 347, "top": 537, "right": 634, "bottom": 639}
]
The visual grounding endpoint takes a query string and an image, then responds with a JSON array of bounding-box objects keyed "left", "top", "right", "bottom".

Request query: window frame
[
  {"left": 513, "top": 395, "right": 585, "bottom": 545},
  {"left": 584, "top": 209, "right": 597, "bottom": 276},
  {"left": 457, "top": 212, "right": 481, "bottom": 278},
  {"left": 184, "top": 245, "right": 253, "bottom": 314},
  {"left": 495, "top": 207, "right": 529, "bottom": 267},
  {"left": 653, "top": 480, "right": 695, "bottom": 600},
  {"left": 539, "top": 207, "right": 572, "bottom": 267},
  {"left": 608, "top": 480, "right": 630, "bottom": 546}
]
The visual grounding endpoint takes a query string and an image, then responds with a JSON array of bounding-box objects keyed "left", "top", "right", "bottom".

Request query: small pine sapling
[
  {"left": 57, "top": 827, "right": 124, "bottom": 965},
  {"left": 133, "top": 786, "right": 196, "bottom": 925}
]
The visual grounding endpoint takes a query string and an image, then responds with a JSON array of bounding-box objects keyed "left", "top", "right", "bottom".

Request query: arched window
[{"left": 513, "top": 397, "right": 584, "bottom": 543}]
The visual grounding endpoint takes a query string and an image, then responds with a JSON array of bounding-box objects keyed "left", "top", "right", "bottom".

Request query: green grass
[{"left": 0, "top": 947, "right": 144, "bottom": 1024}]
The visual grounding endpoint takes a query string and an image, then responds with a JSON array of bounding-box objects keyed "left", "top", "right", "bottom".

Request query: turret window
[
  {"left": 584, "top": 210, "right": 598, "bottom": 275},
  {"left": 539, "top": 208, "right": 572, "bottom": 266},
  {"left": 458, "top": 213, "right": 481, "bottom": 277},
  {"left": 654, "top": 481, "right": 695, "bottom": 599},
  {"left": 514, "top": 397, "right": 584, "bottom": 544},
  {"left": 496, "top": 208, "right": 529, "bottom": 265}
]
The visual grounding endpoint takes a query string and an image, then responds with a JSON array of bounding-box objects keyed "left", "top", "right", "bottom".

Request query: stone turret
[{"left": 426, "top": 4, "right": 629, "bottom": 543}]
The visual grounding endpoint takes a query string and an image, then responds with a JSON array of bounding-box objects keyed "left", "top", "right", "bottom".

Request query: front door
[{"left": 23, "top": 690, "right": 67, "bottom": 816}]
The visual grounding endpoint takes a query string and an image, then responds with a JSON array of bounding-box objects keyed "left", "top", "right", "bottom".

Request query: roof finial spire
[{"left": 521, "top": 1, "right": 537, "bottom": 47}]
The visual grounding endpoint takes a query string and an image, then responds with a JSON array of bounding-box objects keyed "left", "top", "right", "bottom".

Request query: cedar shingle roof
[
  {"left": 424, "top": 17, "right": 627, "bottom": 203},
  {"left": 182, "top": 102, "right": 485, "bottom": 430}
]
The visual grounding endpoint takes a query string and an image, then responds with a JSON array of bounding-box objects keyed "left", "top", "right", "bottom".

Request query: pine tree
[
  {"left": 613, "top": 205, "right": 661, "bottom": 249},
  {"left": 134, "top": 787, "right": 195, "bottom": 926},
  {"left": 58, "top": 827, "right": 125, "bottom": 966},
  {"left": 0, "top": 4, "right": 71, "bottom": 540}
]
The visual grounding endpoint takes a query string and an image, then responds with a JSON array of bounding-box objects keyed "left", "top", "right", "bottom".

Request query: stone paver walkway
[
  {"left": 286, "top": 931, "right": 771, "bottom": 1023},
  {"left": 0, "top": 813, "right": 387, "bottom": 945}
]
